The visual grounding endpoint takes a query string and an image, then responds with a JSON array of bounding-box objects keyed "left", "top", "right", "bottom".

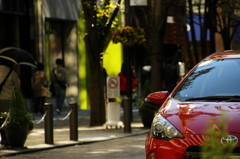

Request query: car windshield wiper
[{"left": 184, "top": 95, "right": 240, "bottom": 101}]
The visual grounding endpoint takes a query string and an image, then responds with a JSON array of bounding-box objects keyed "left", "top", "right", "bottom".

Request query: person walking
[
  {"left": 50, "top": 59, "right": 68, "bottom": 114},
  {"left": 0, "top": 58, "right": 21, "bottom": 146},
  {"left": 32, "top": 63, "right": 49, "bottom": 114}
]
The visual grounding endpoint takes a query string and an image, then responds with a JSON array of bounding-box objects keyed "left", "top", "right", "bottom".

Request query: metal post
[
  {"left": 123, "top": 98, "right": 131, "bottom": 132},
  {"left": 124, "top": 0, "right": 133, "bottom": 127},
  {"left": 44, "top": 103, "right": 53, "bottom": 144},
  {"left": 69, "top": 102, "right": 78, "bottom": 141}
]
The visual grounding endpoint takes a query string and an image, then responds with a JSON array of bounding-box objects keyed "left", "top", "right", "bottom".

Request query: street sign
[
  {"left": 130, "top": 0, "right": 147, "bottom": 6},
  {"left": 107, "top": 76, "right": 120, "bottom": 98}
]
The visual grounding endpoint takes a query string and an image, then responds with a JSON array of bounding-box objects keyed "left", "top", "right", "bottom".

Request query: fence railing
[{"left": 0, "top": 102, "right": 79, "bottom": 145}]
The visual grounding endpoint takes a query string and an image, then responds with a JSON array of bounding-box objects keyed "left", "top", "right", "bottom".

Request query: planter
[
  {"left": 138, "top": 98, "right": 158, "bottom": 128},
  {"left": 3, "top": 88, "right": 33, "bottom": 148},
  {"left": 5, "top": 125, "right": 29, "bottom": 148},
  {"left": 140, "top": 110, "right": 155, "bottom": 128}
]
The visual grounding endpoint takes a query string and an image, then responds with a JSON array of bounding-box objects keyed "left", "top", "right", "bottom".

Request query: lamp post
[
  {"left": 123, "top": 0, "right": 132, "bottom": 133},
  {"left": 123, "top": 0, "right": 148, "bottom": 133}
]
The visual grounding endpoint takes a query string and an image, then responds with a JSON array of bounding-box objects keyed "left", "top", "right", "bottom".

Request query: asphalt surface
[
  {"left": 4, "top": 134, "right": 147, "bottom": 159},
  {"left": 0, "top": 107, "right": 150, "bottom": 158}
]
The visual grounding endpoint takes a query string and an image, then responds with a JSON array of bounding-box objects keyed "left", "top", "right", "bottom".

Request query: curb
[{"left": 0, "top": 130, "right": 149, "bottom": 157}]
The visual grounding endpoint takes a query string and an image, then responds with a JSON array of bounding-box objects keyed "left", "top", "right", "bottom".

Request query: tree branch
[{"left": 100, "top": 0, "right": 122, "bottom": 51}]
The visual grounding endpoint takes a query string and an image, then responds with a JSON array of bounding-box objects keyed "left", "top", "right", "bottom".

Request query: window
[
  {"left": 0, "top": 0, "right": 26, "bottom": 14},
  {"left": 173, "top": 59, "right": 240, "bottom": 101}
]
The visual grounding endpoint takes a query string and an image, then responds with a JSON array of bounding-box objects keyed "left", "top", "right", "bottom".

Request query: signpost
[
  {"left": 106, "top": 76, "right": 120, "bottom": 98},
  {"left": 105, "top": 76, "right": 123, "bottom": 129}
]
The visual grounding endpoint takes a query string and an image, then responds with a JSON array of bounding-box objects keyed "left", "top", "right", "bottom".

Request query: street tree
[
  {"left": 148, "top": 0, "right": 172, "bottom": 92},
  {"left": 186, "top": 0, "right": 240, "bottom": 68},
  {"left": 215, "top": 0, "right": 240, "bottom": 50},
  {"left": 131, "top": 0, "right": 182, "bottom": 92},
  {"left": 81, "top": 0, "right": 123, "bottom": 126}
]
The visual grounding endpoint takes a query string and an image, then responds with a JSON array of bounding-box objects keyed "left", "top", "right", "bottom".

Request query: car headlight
[{"left": 151, "top": 113, "right": 184, "bottom": 140}]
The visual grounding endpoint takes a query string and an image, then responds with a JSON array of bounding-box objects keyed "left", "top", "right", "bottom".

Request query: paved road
[{"left": 4, "top": 133, "right": 147, "bottom": 159}]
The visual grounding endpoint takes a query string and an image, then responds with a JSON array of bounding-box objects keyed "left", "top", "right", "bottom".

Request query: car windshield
[{"left": 173, "top": 59, "right": 240, "bottom": 101}]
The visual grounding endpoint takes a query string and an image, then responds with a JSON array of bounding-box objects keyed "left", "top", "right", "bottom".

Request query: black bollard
[
  {"left": 44, "top": 103, "right": 53, "bottom": 144},
  {"left": 69, "top": 102, "right": 78, "bottom": 141},
  {"left": 123, "top": 98, "right": 131, "bottom": 132}
]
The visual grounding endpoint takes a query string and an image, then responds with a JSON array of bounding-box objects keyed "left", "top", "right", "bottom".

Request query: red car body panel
[
  {"left": 145, "top": 133, "right": 206, "bottom": 159},
  {"left": 160, "top": 99, "right": 240, "bottom": 134},
  {"left": 145, "top": 91, "right": 169, "bottom": 105},
  {"left": 145, "top": 98, "right": 240, "bottom": 159},
  {"left": 145, "top": 50, "right": 240, "bottom": 159}
]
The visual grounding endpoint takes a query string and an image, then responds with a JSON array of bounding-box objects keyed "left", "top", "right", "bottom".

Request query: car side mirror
[{"left": 145, "top": 91, "right": 169, "bottom": 106}]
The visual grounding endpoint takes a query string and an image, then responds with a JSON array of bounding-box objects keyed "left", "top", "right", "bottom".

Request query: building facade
[{"left": 0, "top": 0, "right": 80, "bottom": 110}]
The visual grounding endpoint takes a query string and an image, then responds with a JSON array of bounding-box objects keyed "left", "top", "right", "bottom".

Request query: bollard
[
  {"left": 123, "top": 98, "right": 131, "bottom": 132},
  {"left": 69, "top": 102, "right": 78, "bottom": 141},
  {"left": 44, "top": 103, "right": 53, "bottom": 144}
]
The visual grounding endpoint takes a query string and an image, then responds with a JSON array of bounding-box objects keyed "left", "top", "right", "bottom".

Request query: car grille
[
  {"left": 184, "top": 152, "right": 202, "bottom": 159},
  {"left": 184, "top": 146, "right": 240, "bottom": 159}
]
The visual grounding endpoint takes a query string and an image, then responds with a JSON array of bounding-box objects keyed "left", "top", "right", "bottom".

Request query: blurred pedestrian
[
  {"left": 32, "top": 63, "right": 49, "bottom": 114},
  {"left": 50, "top": 59, "right": 68, "bottom": 114},
  {"left": 118, "top": 63, "right": 139, "bottom": 98},
  {"left": 0, "top": 58, "right": 20, "bottom": 146}
]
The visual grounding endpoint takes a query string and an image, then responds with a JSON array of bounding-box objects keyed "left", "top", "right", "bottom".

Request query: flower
[{"left": 112, "top": 26, "right": 146, "bottom": 46}]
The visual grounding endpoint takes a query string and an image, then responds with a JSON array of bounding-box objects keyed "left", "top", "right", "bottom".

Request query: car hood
[{"left": 160, "top": 99, "right": 240, "bottom": 134}]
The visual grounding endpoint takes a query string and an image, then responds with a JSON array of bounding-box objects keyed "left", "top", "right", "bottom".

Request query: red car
[{"left": 145, "top": 50, "right": 240, "bottom": 159}]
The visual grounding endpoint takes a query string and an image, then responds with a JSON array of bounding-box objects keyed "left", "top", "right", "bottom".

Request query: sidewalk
[{"left": 0, "top": 108, "right": 150, "bottom": 157}]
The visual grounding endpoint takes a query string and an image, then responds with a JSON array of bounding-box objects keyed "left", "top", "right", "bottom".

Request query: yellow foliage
[{"left": 112, "top": 26, "right": 146, "bottom": 46}]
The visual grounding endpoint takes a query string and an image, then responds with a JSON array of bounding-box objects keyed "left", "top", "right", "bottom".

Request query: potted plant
[
  {"left": 138, "top": 80, "right": 159, "bottom": 128},
  {"left": 138, "top": 99, "right": 159, "bottom": 128},
  {"left": 4, "top": 88, "right": 34, "bottom": 148}
]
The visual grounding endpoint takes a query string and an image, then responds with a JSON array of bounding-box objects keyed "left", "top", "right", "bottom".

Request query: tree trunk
[
  {"left": 84, "top": 34, "right": 106, "bottom": 126},
  {"left": 200, "top": 3, "right": 207, "bottom": 59},
  {"left": 222, "top": 35, "right": 231, "bottom": 50},
  {"left": 89, "top": 56, "right": 106, "bottom": 126},
  {"left": 184, "top": 25, "right": 194, "bottom": 68},
  {"left": 188, "top": 0, "right": 199, "bottom": 63},
  {"left": 149, "top": 54, "right": 163, "bottom": 92},
  {"left": 148, "top": 0, "right": 169, "bottom": 93},
  {"left": 207, "top": 0, "right": 217, "bottom": 54},
  {"left": 81, "top": 0, "right": 123, "bottom": 126}
]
